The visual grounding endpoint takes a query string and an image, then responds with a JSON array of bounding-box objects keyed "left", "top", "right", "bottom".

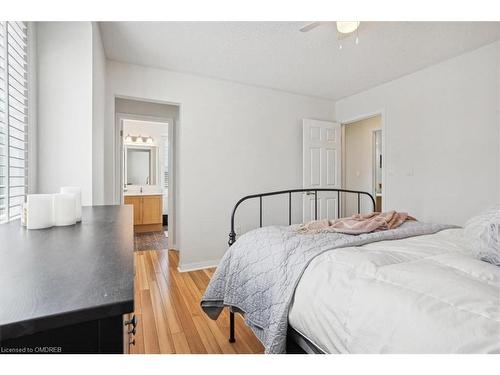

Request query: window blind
[{"left": 0, "top": 22, "right": 29, "bottom": 223}]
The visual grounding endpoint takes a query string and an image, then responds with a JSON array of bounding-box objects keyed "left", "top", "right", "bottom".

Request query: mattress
[{"left": 288, "top": 228, "right": 500, "bottom": 353}]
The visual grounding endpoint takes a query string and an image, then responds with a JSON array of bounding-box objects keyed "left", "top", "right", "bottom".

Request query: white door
[{"left": 302, "top": 119, "right": 341, "bottom": 222}]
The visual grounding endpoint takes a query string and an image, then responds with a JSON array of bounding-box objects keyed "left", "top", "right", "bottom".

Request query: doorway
[
  {"left": 341, "top": 114, "right": 382, "bottom": 215},
  {"left": 114, "top": 97, "right": 179, "bottom": 250}
]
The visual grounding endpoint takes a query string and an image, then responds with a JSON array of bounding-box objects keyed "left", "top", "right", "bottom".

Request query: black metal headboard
[{"left": 228, "top": 188, "right": 376, "bottom": 246}]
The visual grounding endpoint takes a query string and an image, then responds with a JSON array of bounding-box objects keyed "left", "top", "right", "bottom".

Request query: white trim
[
  {"left": 372, "top": 129, "right": 382, "bottom": 200},
  {"left": 177, "top": 260, "right": 219, "bottom": 273}
]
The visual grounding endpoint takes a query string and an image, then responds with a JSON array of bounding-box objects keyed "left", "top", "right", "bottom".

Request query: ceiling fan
[
  {"left": 299, "top": 21, "right": 360, "bottom": 34},
  {"left": 300, "top": 21, "right": 361, "bottom": 49}
]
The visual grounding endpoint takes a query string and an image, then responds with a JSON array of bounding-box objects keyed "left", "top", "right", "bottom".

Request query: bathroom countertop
[
  {"left": 0, "top": 205, "right": 134, "bottom": 341},
  {"left": 123, "top": 192, "right": 163, "bottom": 197}
]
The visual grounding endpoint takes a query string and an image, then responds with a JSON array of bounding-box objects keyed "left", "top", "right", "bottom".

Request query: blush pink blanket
[{"left": 297, "top": 211, "right": 416, "bottom": 235}]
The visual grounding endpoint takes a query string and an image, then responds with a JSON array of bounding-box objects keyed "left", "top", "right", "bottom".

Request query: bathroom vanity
[
  {"left": 123, "top": 141, "right": 165, "bottom": 233},
  {"left": 124, "top": 193, "right": 163, "bottom": 233}
]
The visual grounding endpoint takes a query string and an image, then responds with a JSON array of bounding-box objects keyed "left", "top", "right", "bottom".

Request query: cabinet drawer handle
[
  {"left": 128, "top": 327, "right": 136, "bottom": 336},
  {"left": 125, "top": 315, "right": 137, "bottom": 328}
]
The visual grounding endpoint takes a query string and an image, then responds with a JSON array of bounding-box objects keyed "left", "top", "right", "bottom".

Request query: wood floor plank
[
  {"left": 175, "top": 271, "right": 205, "bottom": 316},
  {"left": 171, "top": 332, "right": 191, "bottom": 354},
  {"left": 134, "top": 269, "right": 143, "bottom": 314},
  {"left": 203, "top": 316, "right": 237, "bottom": 354},
  {"left": 138, "top": 253, "right": 150, "bottom": 291},
  {"left": 149, "top": 250, "right": 163, "bottom": 275},
  {"left": 143, "top": 252, "right": 157, "bottom": 284},
  {"left": 189, "top": 270, "right": 209, "bottom": 293},
  {"left": 131, "top": 244, "right": 263, "bottom": 354},
  {"left": 140, "top": 289, "right": 160, "bottom": 354},
  {"left": 149, "top": 280, "right": 175, "bottom": 353},
  {"left": 168, "top": 279, "right": 207, "bottom": 353},
  {"left": 192, "top": 315, "right": 223, "bottom": 354},
  {"left": 168, "top": 250, "right": 179, "bottom": 268},
  {"left": 155, "top": 271, "right": 183, "bottom": 335}
]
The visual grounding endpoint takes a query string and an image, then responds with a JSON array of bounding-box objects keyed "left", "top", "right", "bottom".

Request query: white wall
[
  {"left": 105, "top": 61, "right": 336, "bottom": 269},
  {"left": 37, "top": 22, "right": 93, "bottom": 205},
  {"left": 116, "top": 98, "right": 180, "bottom": 121},
  {"left": 336, "top": 41, "right": 500, "bottom": 225},
  {"left": 92, "top": 23, "right": 106, "bottom": 205}
]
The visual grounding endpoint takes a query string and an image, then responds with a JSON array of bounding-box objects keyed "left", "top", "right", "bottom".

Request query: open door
[{"left": 302, "top": 119, "right": 341, "bottom": 222}]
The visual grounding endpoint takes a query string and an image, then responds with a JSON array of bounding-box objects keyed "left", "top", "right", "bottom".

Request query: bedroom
[{"left": 1, "top": 0, "right": 499, "bottom": 373}]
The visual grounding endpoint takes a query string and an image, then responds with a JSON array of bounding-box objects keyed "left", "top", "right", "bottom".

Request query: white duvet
[{"left": 288, "top": 228, "right": 500, "bottom": 353}]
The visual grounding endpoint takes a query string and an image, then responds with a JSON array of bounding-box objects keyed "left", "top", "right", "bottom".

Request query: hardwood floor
[{"left": 131, "top": 249, "right": 264, "bottom": 354}]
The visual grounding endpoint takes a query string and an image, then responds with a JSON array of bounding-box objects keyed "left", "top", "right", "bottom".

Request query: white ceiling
[{"left": 100, "top": 22, "right": 500, "bottom": 100}]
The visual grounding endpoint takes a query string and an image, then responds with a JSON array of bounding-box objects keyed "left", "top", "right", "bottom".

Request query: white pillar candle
[
  {"left": 60, "top": 186, "right": 82, "bottom": 222},
  {"left": 27, "top": 194, "right": 54, "bottom": 230},
  {"left": 53, "top": 193, "right": 77, "bottom": 226}
]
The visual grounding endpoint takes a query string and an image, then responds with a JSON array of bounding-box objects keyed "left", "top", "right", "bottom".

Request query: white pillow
[{"left": 464, "top": 205, "right": 500, "bottom": 266}]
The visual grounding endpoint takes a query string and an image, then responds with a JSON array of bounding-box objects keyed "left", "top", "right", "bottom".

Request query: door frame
[
  {"left": 340, "top": 110, "right": 386, "bottom": 214},
  {"left": 372, "top": 129, "right": 382, "bottom": 200},
  {"left": 114, "top": 110, "right": 177, "bottom": 249}
]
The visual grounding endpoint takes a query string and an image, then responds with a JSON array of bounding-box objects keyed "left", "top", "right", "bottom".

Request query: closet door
[{"left": 302, "top": 119, "right": 341, "bottom": 222}]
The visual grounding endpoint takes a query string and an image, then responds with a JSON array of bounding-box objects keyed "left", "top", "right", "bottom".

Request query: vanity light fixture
[{"left": 124, "top": 133, "right": 155, "bottom": 145}]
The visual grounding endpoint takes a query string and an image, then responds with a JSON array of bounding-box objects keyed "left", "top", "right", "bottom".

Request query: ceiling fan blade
[{"left": 299, "top": 22, "right": 322, "bottom": 33}]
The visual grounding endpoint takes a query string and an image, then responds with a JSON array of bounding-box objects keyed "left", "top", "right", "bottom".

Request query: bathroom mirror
[{"left": 124, "top": 145, "right": 159, "bottom": 186}]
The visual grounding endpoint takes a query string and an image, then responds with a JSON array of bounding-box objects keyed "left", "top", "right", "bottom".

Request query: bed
[{"left": 200, "top": 188, "right": 500, "bottom": 354}]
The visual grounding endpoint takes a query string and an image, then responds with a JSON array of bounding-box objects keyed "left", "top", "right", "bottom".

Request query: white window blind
[{"left": 0, "top": 22, "right": 29, "bottom": 223}]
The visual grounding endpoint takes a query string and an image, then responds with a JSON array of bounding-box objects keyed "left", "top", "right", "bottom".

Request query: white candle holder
[
  {"left": 60, "top": 186, "right": 82, "bottom": 222},
  {"left": 26, "top": 194, "right": 55, "bottom": 230},
  {"left": 53, "top": 193, "right": 77, "bottom": 226}
]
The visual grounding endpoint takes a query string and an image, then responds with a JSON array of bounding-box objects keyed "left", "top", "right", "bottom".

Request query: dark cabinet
[{"left": 0, "top": 314, "right": 132, "bottom": 354}]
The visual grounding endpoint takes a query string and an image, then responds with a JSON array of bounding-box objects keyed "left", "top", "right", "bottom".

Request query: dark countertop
[{"left": 0, "top": 205, "right": 134, "bottom": 340}]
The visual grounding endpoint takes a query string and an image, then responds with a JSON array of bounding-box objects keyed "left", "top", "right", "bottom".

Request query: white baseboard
[{"left": 177, "top": 259, "right": 219, "bottom": 273}]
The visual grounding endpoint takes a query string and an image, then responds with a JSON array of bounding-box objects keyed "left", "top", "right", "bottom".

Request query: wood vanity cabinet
[{"left": 124, "top": 195, "right": 163, "bottom": 233}]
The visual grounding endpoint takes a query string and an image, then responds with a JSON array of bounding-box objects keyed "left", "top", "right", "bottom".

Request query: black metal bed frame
[{"left": 226, "top": 188, "right": 376, "bottom": 346}]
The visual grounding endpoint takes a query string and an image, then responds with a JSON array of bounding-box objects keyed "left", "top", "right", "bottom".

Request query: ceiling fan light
[{"left": 336, "top": 21, "right": 360, "bottom": 34}]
